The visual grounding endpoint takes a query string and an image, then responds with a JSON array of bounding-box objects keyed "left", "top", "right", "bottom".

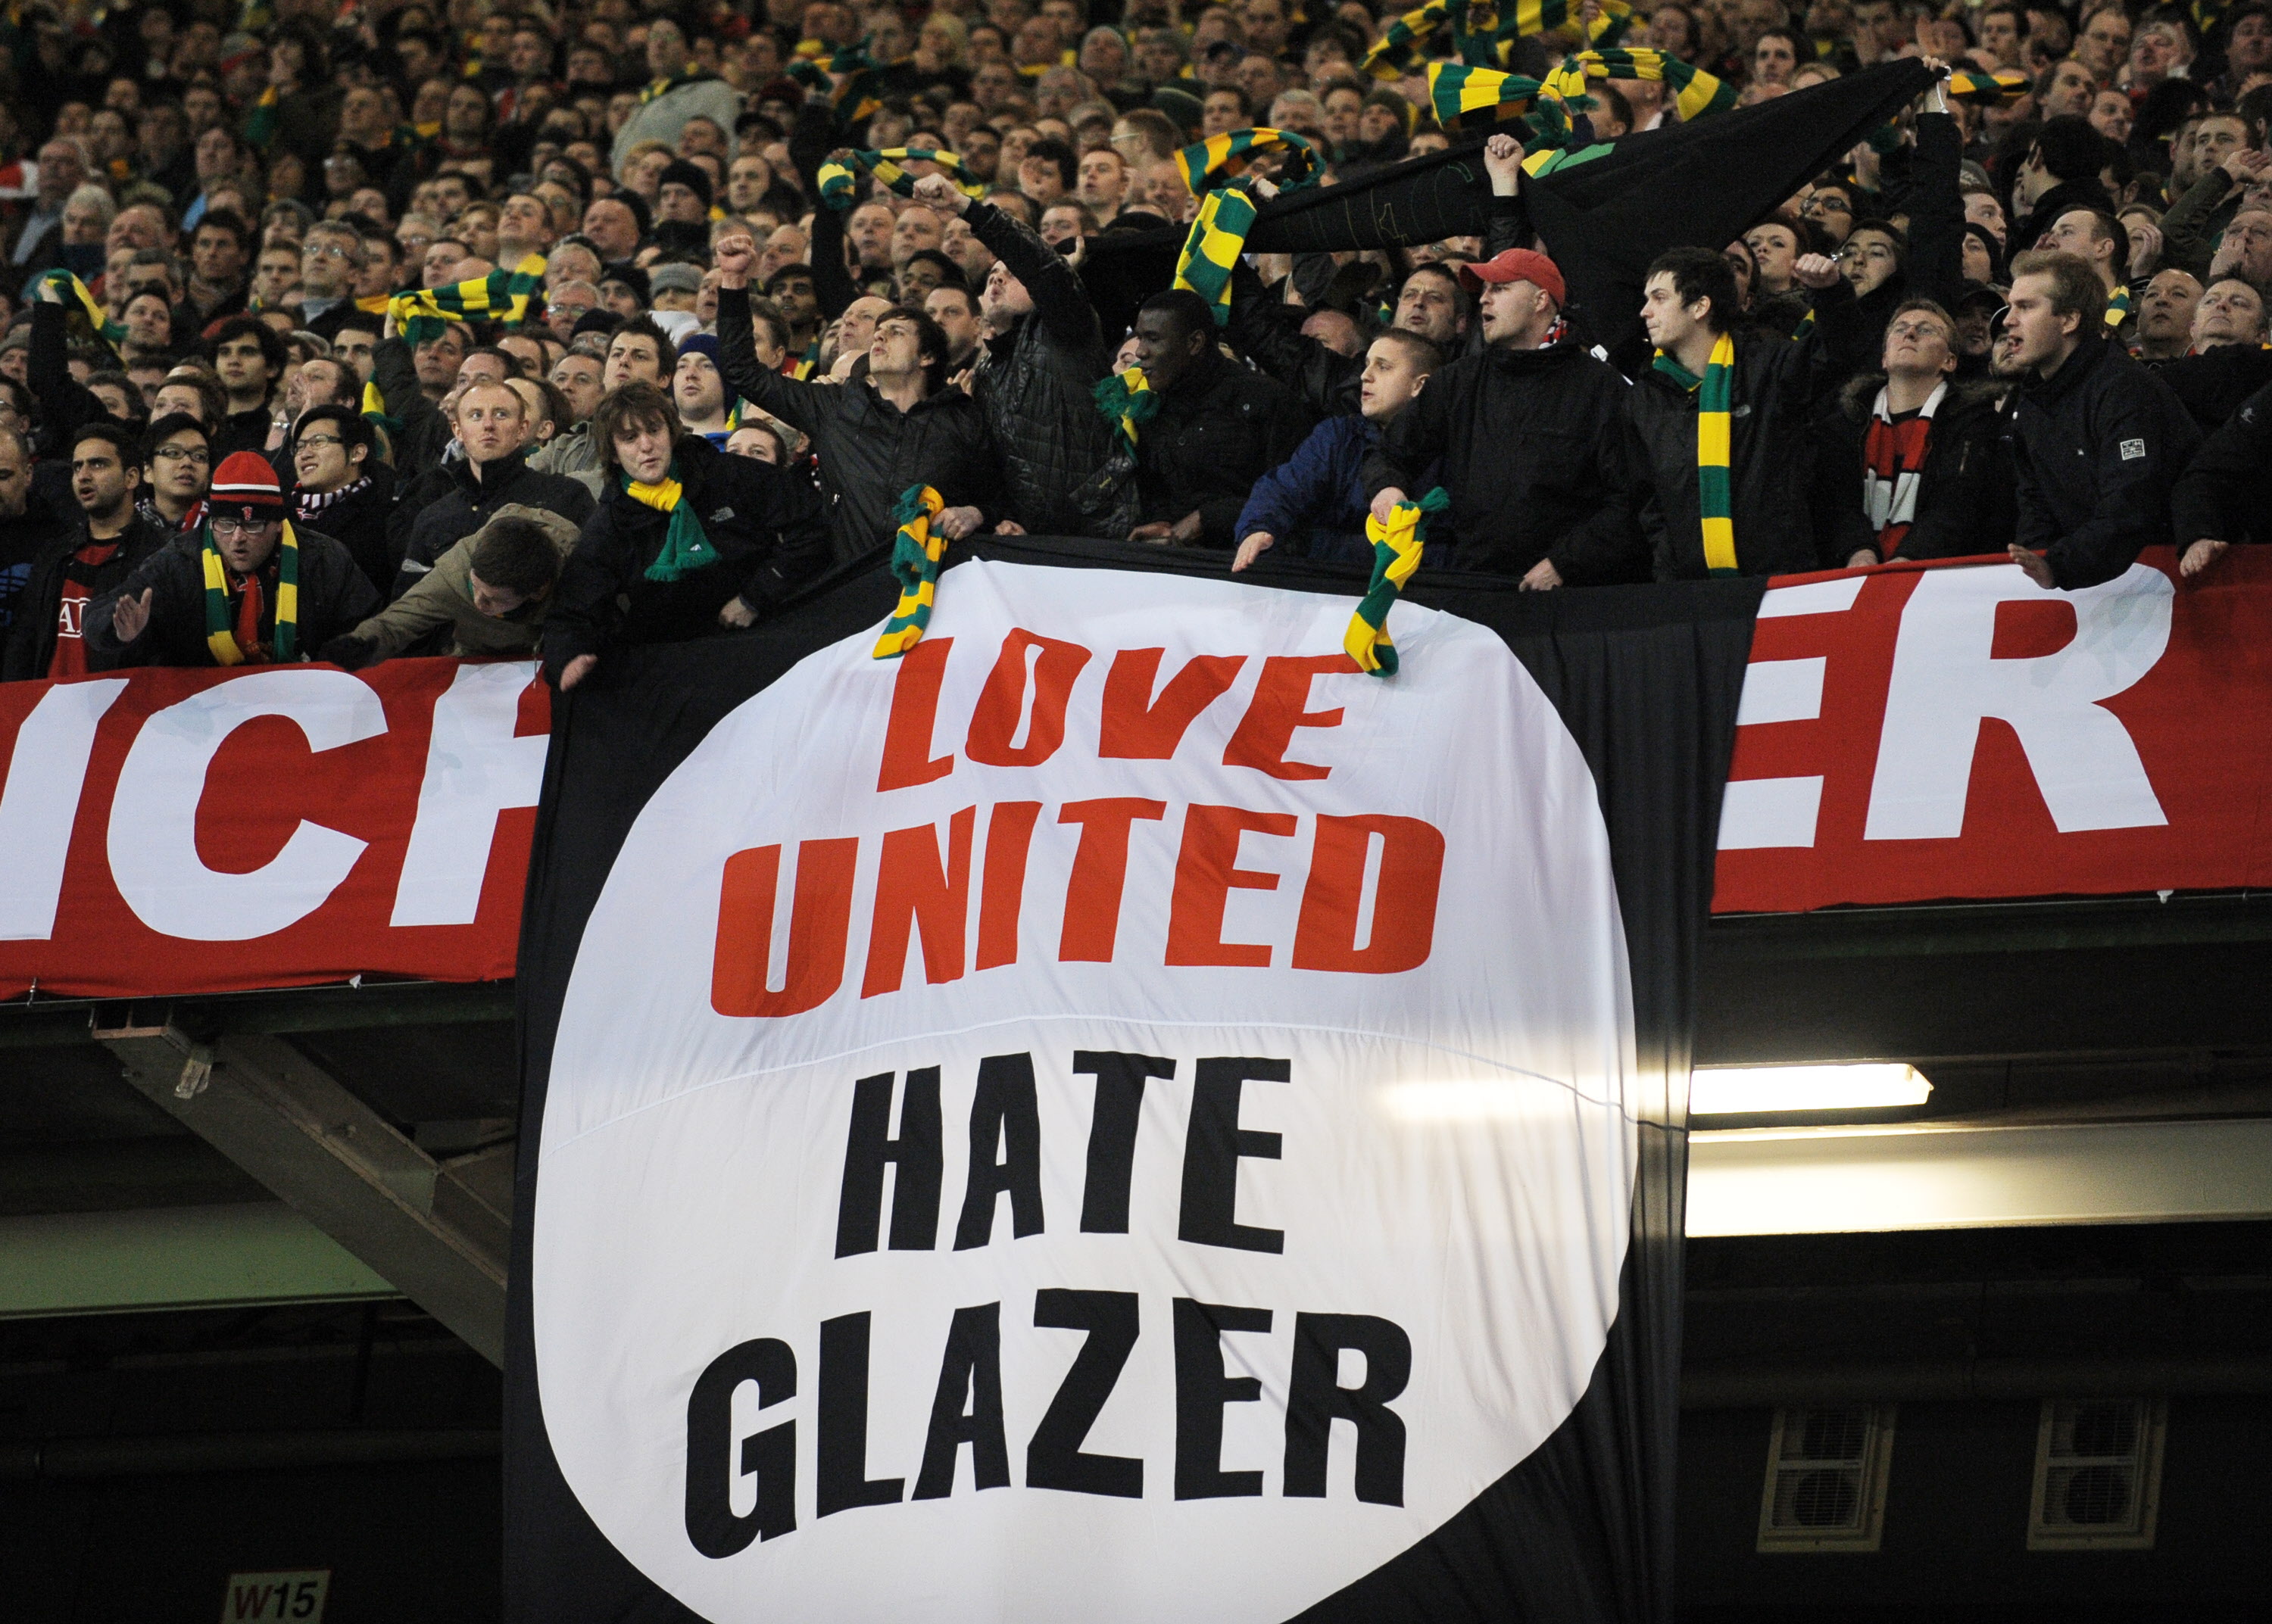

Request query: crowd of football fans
[{"left": 0, "top": 0, "right": 2266, "bottom": 687}]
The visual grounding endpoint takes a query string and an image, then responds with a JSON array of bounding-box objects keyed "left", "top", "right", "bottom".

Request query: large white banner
[{"left": 530, "top": 561, "right": 1641, "bottom": 1621}]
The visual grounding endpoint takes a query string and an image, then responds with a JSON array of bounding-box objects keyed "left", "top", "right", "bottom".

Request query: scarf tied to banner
[
  {"left": 623, "top": 464, "right": 722, "bottom": 582},
  {"left": 816, "top": 148, "right": 987, "bottom": 210},
  {"left": 872, "top": 485, "right": 947, "bottom": 658},
  {"left": 202, "top": 520, "right": 298, "bottom": 665},
  {"left": 1347, "top": 486, "right": 1447, "bottom": 677},
  {"left": 41, "top": 270, "right": 129, "bottom": 363},
  {"left": 386, "top": 254, "right": 548, "bottom": 344},
  {"left": 1652, "top": 331, "right": 1739, "bottom": 575},
  {"left": 1172, "top": 129, "right": 1321, "bottom": 324}
]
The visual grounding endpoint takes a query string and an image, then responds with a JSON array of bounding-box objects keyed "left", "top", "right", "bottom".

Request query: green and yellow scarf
[
  {"left": 639, "top": 64, "right": 717, "bottom": 104},
  {"left": 1347, "top": 487, "right": 1447, "bottom": 677},
  {"left": 203, "top": 520, "right": 298, "bottom": 665},
  {"left": 386, "top": 252, "right": 548, "bottom": 344},
  {"left": 1092, "top": 366, "right": 1157, "bottom": 457},
  {"left": 1366, "top": 0, "right": 1631, "bottom": 78},
  {"left": 623, "top": 463, "right": 722, "bottom": 582},
  {"left": 816, "top": 148, "right": 986, "bottom": 210},
  {"left": 41, "top": 270, "right": 128, "bottom": 363},
  {"left": 1171, "top": 129, "right": 1320, "bottom": 324},
  {"left": 1944, "top": 67, "right": 2031, "bottom": 105},
  {"left": 873, "top": 485, "right": 947, "bottom": 658},
  {"left": 2105, "top": 283, "right": 2133, "bottom": 332},
  {"left": 1653, "top": 332, "right": 1739, "bottom": 575},
  {"left": 1546, "top": 46, "right": 1737, "bottom": 120}
]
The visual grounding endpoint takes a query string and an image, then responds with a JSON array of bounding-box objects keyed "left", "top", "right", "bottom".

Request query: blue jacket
[{"left": 1234, "top": 413, "right": 1384, "bottom": 566}]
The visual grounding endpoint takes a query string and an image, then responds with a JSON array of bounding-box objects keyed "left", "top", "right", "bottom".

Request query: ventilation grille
[
  {"left": 2029, "top": 1398, "right": 2164, "bottom": 1551},
  {"left": 1757, "top": 1404, "right": 1894, "bottom": 1552}
]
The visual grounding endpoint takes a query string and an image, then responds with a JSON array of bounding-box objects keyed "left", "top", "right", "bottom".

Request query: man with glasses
[
  {"left": 295, "top": 222, "right": 367, "bottom": 341},
  {"left": 139, "top": 414, "right": 213, "bottom": 534},
  {"left": 1824, "top": 301, "right": 2012, "bottom": 567},
  {"left": 84, "top": 451, "right": 377, "bottom": 669},
  {"left": 291, "top": 407, "right": 396, "bottom": 591},
  {"left": 3, "top": 423, "right": 169, "bottom": 680}
]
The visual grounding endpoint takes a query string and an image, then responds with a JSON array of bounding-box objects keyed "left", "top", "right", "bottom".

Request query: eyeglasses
[
  {"left": 211, "top": 516, "right": 278, "bottom": 538},
  {"left": 303, "top": 243, "right": 353, "bottom": 259},
  {"left": 297, "top": 434, "right": 344, "bottom": 449},
  {"left": 153, "top": 444, "right": 210, "bottom": 463}
]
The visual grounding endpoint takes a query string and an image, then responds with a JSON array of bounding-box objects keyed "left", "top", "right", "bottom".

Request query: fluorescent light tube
[{"left": 1690, "top": 1063, "right": 1932, "bottom": 1115}]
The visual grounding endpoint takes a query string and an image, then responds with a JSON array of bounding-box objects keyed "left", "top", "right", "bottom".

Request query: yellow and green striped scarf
[
  {"left": 1365, "top": 0, "right": 1631, "bottom": 78},
  {"left": 386, "top": 252, "right": 548, "bottom": 344},
  {"left": 1092, "top": 366, "right": 1157, "bottom": 457},
  {"left": 1548, "top": 47, "right": 1737, "bottom": 120},
  {"left": 2105, "top": 283, "right": 2133, "bottom": 332},
  {"left": 872, "top": 485, "right": 947, "bottom": 658},
  {"left": 623, "top": 463, "right": 722, "bottom": 582},
  {"left": 41, "top": 270, "right": 128, "bottom": 363},
  {"left": 1653, "top": 332, "right": 1739, "bottom": 575},
  {"left": 1347, "top": 487, "right": 1447, "bottom": 677},
  {"left": 203, "top": 520, "right": 298, "bottom": 665},
  {"left": 816, "top": 148, "right": 987, "bottom": 210},
  {"left": 1174, "top": 126, "right": 1321, "bottom": 195},
  {"left": 638, "top": 65, "right": 716, "bottom": 104},
  {"left": 1173, "top": 185, "right": 1261, "bottom": 325},
  {"left": 244, "top": 83, "right": 281, "bottom": 150},
  {"left": 1944, "top": 67, "right": 2031, "bottom": 105},
  {"left": 1170, "top": 129, "right": 1319, "bottom": 324}
]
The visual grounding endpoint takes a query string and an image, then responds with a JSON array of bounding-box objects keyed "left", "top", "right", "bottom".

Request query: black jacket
[
  {"left": 2008, "top": 335, "right": 2202, "bottom": 589},
  {"left": 370, "top": 334, "right": 454, "bottom": 482},
  {"left": 1131, "top": 352, "right": 1314, "bottom": 548},
  {"left": 293, "top": 462, "right": 399, "bottom": 594},
  {"left": 1361, "top": 337, "right": 1640, "bottom": 581},
  {"left": 210, "top": 405, "right": 276, "bottom": 463},
  {"left": 2152, "top": 344, "right": 2272, "bottom": 432},
  {"left": 541, "top": 435, "right": 833, "bottom": 681},
  {"left": 82, "top": 524, "right": 378, "bottom": 669},
  {"left": 2, "top": 513, "right": 169, "bottom": 681},
  {"left": 27, "top": 300, "right": 114, "bottom": 460},
  {"left": 2171, "top": 378, "right": 2272, "bottom": 547},
  {"left": 392, "top": 450, "right": 595, "bottom": 599},
  {"left": 1620, "top": 297, "right": 1852, "bottom": 579},
  {"left": 717, "top": 285, "right": 1003, "bottom": 561},
  {"left": 1818, "top": 375, "right": 2016, "bottom": 563},
  {"left": 964, "top": 198, "right": 1121, "bottom": 536},
  {"left": 0, "top": 480, "right": 74, "bottom": 647}
]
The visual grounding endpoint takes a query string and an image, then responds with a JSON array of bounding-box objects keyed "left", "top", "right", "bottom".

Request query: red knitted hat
[{"left": 210, "top": 451, "right": 286, "bottom": 519}]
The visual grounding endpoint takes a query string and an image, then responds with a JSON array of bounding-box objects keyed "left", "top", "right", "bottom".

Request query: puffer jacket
[
  {"left": 965, "top": 198, "right": 1122, "bottom": 537},
  {"left": 541, "top": 435, "right": 833, "bottom": 681},
  {"left": 2008, "top": 335, "right": 2202, "bottom": 588},
  {"left": 716, "top": 285, "right": 1003, "bottom": 561}
]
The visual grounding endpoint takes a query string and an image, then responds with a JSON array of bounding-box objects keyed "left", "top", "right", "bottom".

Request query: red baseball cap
[{"left": 1459, "top": 248, "right": 1567, "bottom": 307}]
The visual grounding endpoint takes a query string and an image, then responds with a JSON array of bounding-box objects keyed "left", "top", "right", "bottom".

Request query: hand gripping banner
[{"left": 507, "top": 537, "right": 1759, "bottom": 1622}]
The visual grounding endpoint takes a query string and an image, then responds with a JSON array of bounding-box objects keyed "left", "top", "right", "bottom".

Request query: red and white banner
[
  {"left": 1713, "top": 547, "right": 2272, "bottom": 912},
  {"left": 0, "top": 659, "right": 548, "bottom": 999},
  {"left": 3, "top": 547, "right": 2264, "bottom": 1005}
]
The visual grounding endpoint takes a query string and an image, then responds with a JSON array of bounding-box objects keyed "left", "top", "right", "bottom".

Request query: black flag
[{"left": 1086, "top": 61, "right": 1935, "bottom": 351}]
